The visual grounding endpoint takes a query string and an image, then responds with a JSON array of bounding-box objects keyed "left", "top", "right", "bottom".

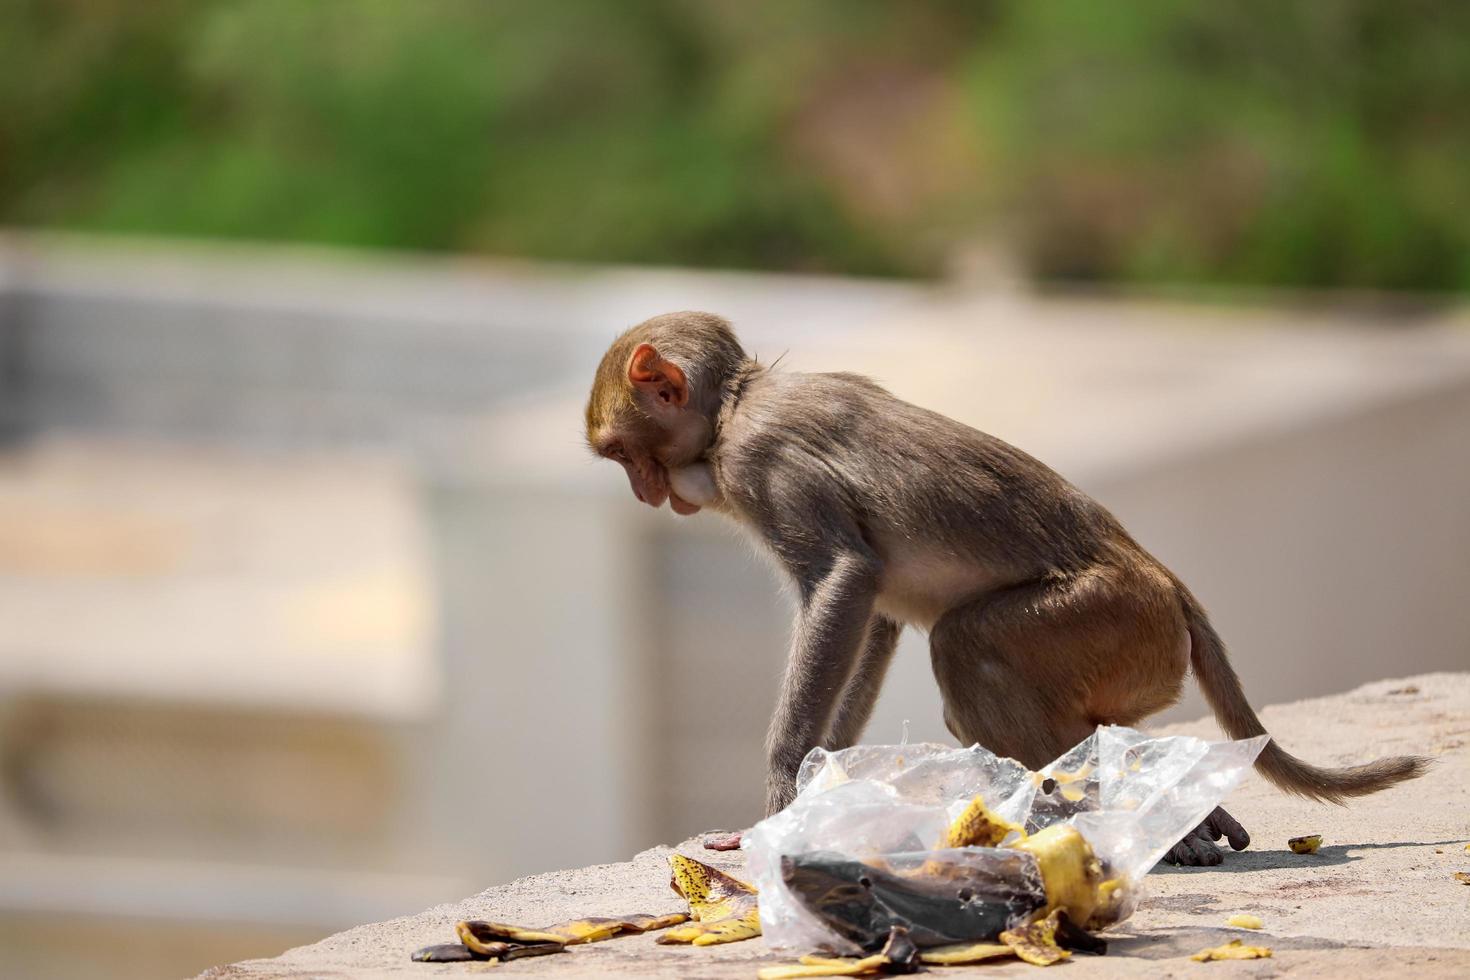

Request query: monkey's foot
[
  {"left": 1162, "top": 806, "right": 1250, "bottom": 867},
  {"left": 702, "top": 830, "right": 745, "bottom": 851}
]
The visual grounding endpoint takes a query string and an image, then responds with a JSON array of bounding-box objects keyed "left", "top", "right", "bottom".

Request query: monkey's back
[{"left": 712, "top": 369, "right": 1126, "bottom": 578}]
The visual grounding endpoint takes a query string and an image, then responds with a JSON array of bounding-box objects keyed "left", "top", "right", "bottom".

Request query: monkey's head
[{"left": 585, "top": 311, "right": 746, "bottom": 515}]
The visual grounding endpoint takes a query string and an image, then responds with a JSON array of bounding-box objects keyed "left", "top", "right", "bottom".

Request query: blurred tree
[
  {"left": 1, "top": 0, "right": 1466, "bottom": 291},
  {"left": 965, "top": 0, "right": 1470, "bottom": 292}
]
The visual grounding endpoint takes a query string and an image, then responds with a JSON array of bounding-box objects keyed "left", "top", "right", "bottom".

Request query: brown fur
[{"left": 586, "top": 312, "right": 1430, "bottom": 817}]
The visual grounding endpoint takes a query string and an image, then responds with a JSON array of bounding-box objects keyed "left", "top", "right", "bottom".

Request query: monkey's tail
[{"left": 1179, "top": 589, "right": 1431, "bottom": 804}]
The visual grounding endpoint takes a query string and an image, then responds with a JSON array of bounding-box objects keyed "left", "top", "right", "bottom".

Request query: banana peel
[
  {"left": 999, "top": 909, "right": 1071, "bottom": 967},
  {"left": 760, "top": 926, "right": 919, "bottom": 979},
  {"left": 658, "top": 853, "right": 762, "bottom": 946},
  {"left": 757, "top": 954, "right": 889, "bottom": 980},
  {"left": 411, "top": 910, "right": 688, "bottom": 962},
  {"left": 1288, "top": 834, "right": 1323, "bottom": 854},
  {"left": 919, "top": 942, "right": 1015, "bottom": 965},
  {"left": 1190, "top": 939, "right": 1273, "bottom": 962},
  {"left": 937, "top": 795, "right": 1126, "bottom": 932},
  {"left": 457, "top": 912, "right": 687, "bottom": 950},
  {"left": 940, "top": 795, "right": 1026, "bottom": 849},
  {"left": 912, "top": 910, "right": 1074, "bottom": 967},
  {"left": 770, "top": 929, "right": 1069, "bottom": 974},
  {"left": 1010, "top": 824, "right": 1112, "bottom": 928},
  {"left": 409, "top": 943, "right": 480, "bottom": 962}
]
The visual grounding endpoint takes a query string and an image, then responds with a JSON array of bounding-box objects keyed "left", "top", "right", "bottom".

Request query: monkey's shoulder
[
  {"left": 717, "top": 371, "right": 894, "bottom": 453},
  {"left": 712, "top": 368, "right": 1114, "bottom": 537},
  {"left": 734, "top": 368, "right": 893, "bottom": 420},
  {"left": 721, "top": 369, "right": 993, "bottom": 456}
]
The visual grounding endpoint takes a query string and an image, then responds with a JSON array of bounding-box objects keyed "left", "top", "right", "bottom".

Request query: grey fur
[{"left": 588, "top": 312, "right": 1431, "bottom": 821}]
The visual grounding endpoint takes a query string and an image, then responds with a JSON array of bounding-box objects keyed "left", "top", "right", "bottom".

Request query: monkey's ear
[{"left": 628, "top": 343, "right": 690, "bottom": 408}]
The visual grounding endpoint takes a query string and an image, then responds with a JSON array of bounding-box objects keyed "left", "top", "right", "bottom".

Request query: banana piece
[
  {"left": 999, "top": 909, "right": 1071, "bottom": 967},
  {"left": 452, "top": 909, "right": 689, "bottom": 957},
  {"left": 919, "top": 942, "right": 1015, "bottom": 965},
  {"left": 940, "top": 795, "right": 1026, "bottom": 849},
  {"left": 1010, "top": 824, "right": 1106, "bottom": 927},
  {"left": 757, "top": 954, "right": 888, "bottom": 979},
  {"left": 937, "top": 793, "right": 1127, "bottom": 934},
  {"left": 658, "top": 854, "right": 762, "bottom": 946},
  {"left": 409, "top": 943, "right": 480, "bottom": 962},
  {"left": 1190, "top": 939, "right": 1273, "bottom": 961}
]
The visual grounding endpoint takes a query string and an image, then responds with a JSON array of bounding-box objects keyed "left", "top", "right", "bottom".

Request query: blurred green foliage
[{"left": 2, "top": 0, "right": 1467, "bottom": 290}]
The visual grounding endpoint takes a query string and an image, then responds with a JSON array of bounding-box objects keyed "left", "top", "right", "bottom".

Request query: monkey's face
[
  {"left": 600, "top": 434, "right": 696, "bottom": 513},
  {"left": 586, "top": 340, "right": 711, "bottom": 515}
]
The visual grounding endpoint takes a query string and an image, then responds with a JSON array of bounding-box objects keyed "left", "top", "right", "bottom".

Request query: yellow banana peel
[
  {"left": 915, "top": 911, "right": 1073, "bottom": 967},
  {"left": 454, "top": 910, "right": 688, "bottom": 954},
  {"left": 919, "top": 941, "right": 1016, "bottom": 965},
  {"left": 999, "top": 909, "right": 1071, "bottom": 967},
  {"left": 1010, "top": 824, "right": 1109, "bottom": 927},
  {"left": 1190, "top": 939, "right": 1273, "bottom": 962},
  {"left": 940, "top": 795, "right": 1026, "bottom": 849},
  {"left": 658, "top": 853, "right": 762, "bottom": 946},
  {"left": 935, "top": 792, "right": 1127, "bottom": 931},
  {"left": 757, "top": 954, "right": 888, "bottom": 979}
]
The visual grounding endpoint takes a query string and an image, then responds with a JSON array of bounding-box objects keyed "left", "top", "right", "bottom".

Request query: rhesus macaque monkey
[{"left": 585, "top": 312, "right": 1428, "bottom": 865}]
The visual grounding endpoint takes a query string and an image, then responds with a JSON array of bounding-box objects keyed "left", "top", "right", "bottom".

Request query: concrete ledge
[{"left": 205, "top": 673, "right": 1470, "bottom": 979}]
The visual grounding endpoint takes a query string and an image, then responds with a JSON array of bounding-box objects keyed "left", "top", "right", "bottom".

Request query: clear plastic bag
[{"left": 745, "top": 725, "right": 1268, "bottom": 955}]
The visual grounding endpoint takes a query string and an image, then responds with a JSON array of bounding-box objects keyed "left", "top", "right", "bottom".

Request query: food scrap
[
  {"left": 758, "top": 954, "right": 890, "bottom": 980},
  {"left": 1013, "top": 824, "right": 1126, "bottom": 930},
  {"left": 409, "top": 943, "right": 478, "bottom": 963},
  {"left": 456, "top": 923, "right": 565, "bottom": 961},
  {"left": 1453, "top": 872, "right": 1470, "bottom": 885},
  {"left": 781, "top": 850, "right": 1040, "bottom": 949},
  {"left": 782, "top": 789, "right": 1122, "bottom": 958},
  {"left": 999, "top": 910, "right": 1071, "bottom": 967},
  {"left": 462, "top": 912, "right": 687, "bottom": 948},
  {"left": 408, "top": 911, "right": 687, "bottom": 963},
  {"left": 909, "top": 912, "right": 1085, "bottom": 968},
  {"left": 1288, "top": 834, "right": 1323, "bottom": 854},
  {"left": 941, "top": 795, "right": 1026, "bottom": 848},
  {"left": 918, "top": 942, "right": 1015, "bottom": 965},
  {"left": 1190, "top": 939, "right": 1273, "bottom": 962},
  {"left": 1226, "top": 913, "right": 1263, "bottom": 930},
  {"left": 759, "top": 927, "right": 920, "bottom": 979},
  {"left": 658, "top": 853, "right": 763, "bottom": 945},
  {"left": 704, "top": 830, "right": 746, "bottom": 851}
]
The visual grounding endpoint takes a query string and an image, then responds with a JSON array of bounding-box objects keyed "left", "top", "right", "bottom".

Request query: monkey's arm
[
  {"left": 764, "top": 548, "right": 882, "bottom": 815},
  {"left": 823, "top": 615, "right": 901, "bottom": 752}
]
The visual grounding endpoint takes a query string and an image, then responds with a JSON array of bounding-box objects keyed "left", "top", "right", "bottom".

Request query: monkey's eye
[{"left": 605, "top": 444, "right": 628, "bottom": 463}]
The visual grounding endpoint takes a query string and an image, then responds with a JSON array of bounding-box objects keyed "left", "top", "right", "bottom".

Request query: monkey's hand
[{"left": 1162, "top": 806, "right": 1251, "bottom": 867}]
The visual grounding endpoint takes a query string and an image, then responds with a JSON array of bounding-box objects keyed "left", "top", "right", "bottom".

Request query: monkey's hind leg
[
  {"left": 930, "top": 570, "right": 1250, "bottom": 867},
  {"left": 926, "top": 567, "right": 1189, "bottom": 770}
]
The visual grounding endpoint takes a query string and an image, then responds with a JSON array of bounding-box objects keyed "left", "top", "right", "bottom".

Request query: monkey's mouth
[
  {"left": 630, "top": 461, "right": 700, "bottom": 515},
  {"left": 669, "top": 491, "right": 700, "bottom": 516}
]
